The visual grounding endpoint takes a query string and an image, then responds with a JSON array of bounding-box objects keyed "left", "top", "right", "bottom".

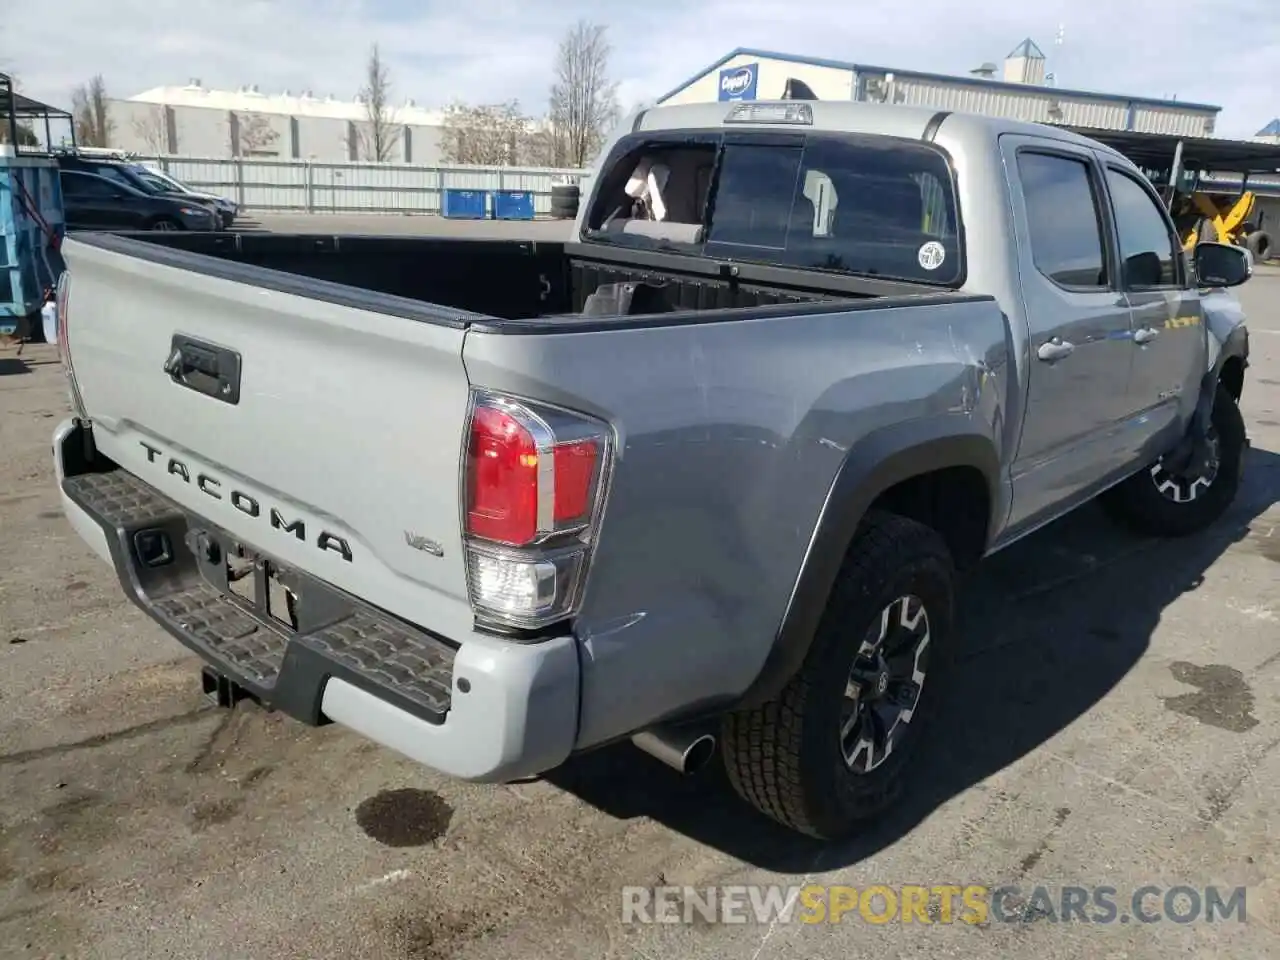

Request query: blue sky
[{"left": 4, "top": 0, "right": 1277, "bottom": 138}]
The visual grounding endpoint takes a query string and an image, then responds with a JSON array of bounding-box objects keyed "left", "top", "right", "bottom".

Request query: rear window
[{"left": 585, "top": 132, "right": 962, "bottom": 286}]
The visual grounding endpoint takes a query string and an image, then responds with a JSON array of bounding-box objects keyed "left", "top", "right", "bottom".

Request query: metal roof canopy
[
  {"left": 657, "top": 48, "right": 1223, "bottom": 112},
  {"left": 1, "top": 72, "right": 75, "bottom": 153},
  {"left": 1065, "top": 125, "right": 1280, "bottom": 175}
]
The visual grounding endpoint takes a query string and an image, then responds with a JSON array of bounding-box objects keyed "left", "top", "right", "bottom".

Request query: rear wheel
[
  {"left": 1100, "top": 383, "right": 1246, "bottom": 537},
  {"left": 721, "top": 511, "right": 955, "bottom": 839}
]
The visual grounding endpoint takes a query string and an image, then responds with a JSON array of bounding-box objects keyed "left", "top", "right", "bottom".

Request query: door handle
[
  {"left": 1036, "top": 337, "right": 1075, "bottom": 362},
  {"left": 1133, "top": 326, "right": 1160, "bottom": 345}
]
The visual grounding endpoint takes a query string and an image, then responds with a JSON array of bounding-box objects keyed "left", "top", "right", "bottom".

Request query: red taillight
[
  {"left": 465, "top": 399, "right": 605, "bottom": 547},
  {"left": 552, "top": 439, "right": 599, "bottom": 525},
  {"left": 463, "top": 391, "right": 612, "bottom": 628},
  {"left": 466, "top": 405, "right": 541, "bottom": 546}
]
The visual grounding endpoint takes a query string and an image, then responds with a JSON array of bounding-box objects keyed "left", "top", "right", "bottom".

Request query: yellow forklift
[
  {"left": 1066, "top": 126, "right": 1278, "bottom": 263},
  {"left": 1167, "top": 175, "right": 1271, "bottom": 260}
]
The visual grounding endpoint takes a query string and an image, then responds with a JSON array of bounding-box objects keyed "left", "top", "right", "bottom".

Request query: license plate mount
[{"left": 187, "top": 526, "right": 349, "bottom": 634}]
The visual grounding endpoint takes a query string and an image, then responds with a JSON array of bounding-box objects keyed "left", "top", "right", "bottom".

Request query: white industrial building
[
  {"left": 105, "top": 81, "right": 447, "bottom": 164},
  {"left": 102, "top": 39, "right": 1238, "bottom": 169},
  {"left": 657, "top": 41, "right": 1222, "bottom": 138}
]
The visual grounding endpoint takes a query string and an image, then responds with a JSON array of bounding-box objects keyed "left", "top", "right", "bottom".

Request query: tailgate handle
[{"left": 164, "top": 335, "right": 242, "bottom": 405}]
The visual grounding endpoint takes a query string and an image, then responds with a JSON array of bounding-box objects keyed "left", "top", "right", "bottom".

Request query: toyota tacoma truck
[{"left": 51, "top": 100, "right": 1252, "bottom": 840}]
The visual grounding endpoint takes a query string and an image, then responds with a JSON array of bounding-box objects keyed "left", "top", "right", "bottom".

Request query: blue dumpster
[
  {"left": 492, "top": 190, "right": 535, "bottom": 221},
  {"left": 441, "top": 189, "right": 489, "bottom": 220},
  {"left": 1, "top": 153, "right": 64, "bottom": 335}
]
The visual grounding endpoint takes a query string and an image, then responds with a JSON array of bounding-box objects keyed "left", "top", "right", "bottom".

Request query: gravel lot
[{"left": 1, "top": 242, "right": 1278, "bottom": 959}]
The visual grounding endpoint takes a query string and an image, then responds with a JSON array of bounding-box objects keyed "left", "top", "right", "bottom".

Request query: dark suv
[
  {"left": 59, "top": 170, "right": 218, "bottom": 231},
  {"left": 55, "top": 155, "right": 224, "bottom": 226}
]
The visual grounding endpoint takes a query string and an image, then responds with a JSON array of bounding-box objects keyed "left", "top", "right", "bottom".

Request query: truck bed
[
  {"left": 84, "top": 231, "right": 956, "bottom": 327},
  {"left": 56, "top": 228, "right": 1007, "bottom": 759}
]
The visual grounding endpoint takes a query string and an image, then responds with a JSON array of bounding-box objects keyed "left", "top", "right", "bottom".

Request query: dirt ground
[{"left": 1, "top": 262, "right": 1278, "bottom": 960}]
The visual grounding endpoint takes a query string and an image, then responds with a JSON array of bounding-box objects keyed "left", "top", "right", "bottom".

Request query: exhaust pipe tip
[
  {"left": 682, "top": 733, "right": 716, "bottom": 773},
  {"left": 632, "top": 726, "right": 717, "bottom": 775}
]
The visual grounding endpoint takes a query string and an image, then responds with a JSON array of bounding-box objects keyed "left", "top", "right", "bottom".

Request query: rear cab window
[{"left": 583, "top": 129, "right": 963, "bottom": 286}]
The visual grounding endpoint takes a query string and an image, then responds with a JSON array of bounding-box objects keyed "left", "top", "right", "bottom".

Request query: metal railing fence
[{"left": 131, "top": 154, "right": 594, "bottom": 215}]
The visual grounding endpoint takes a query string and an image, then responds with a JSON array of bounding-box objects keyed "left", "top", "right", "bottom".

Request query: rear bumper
[{"left": 53, "top": 418, "right": 581, "bottom": 782}]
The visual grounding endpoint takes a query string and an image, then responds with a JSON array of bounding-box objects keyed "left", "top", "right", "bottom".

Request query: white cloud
[{"left": 4, "top": 0, "right": 1277, "bottom": 138}]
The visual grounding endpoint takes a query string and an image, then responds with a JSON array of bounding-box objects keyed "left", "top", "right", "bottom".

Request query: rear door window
[
  {"left": 1016, "top": 152, "right": 1110, "bottom": 289},
  {"left": 90, "top": 164, "right": 150, "bottom": 193},
  {"left": 61, "top": 173, "right": 118, "bottom": 198}
]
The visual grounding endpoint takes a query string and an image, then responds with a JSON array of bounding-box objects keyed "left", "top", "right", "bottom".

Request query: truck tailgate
[{"left": 62, "top": 238, "right": 476, "bottom": 634}]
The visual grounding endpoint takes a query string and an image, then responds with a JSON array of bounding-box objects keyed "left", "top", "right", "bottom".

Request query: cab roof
[{"left": 630, "top": 99, "right": 1131, "bottom": 161}]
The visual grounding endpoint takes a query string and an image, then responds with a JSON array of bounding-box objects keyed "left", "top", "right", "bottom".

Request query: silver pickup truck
[{"left": 52, "top": 100, "right": 1252, "bottom": 840}]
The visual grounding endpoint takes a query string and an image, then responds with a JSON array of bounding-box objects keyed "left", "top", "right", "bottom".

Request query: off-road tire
[
  {"left": 1244, "top": 230, "right": 1272, "bottom": 263},
  {"left": 1100, "top": 383, "right": 1246, "bottom": 537},
  {"left": 721, "top": 511, "right": 956, "bottom": 840}
]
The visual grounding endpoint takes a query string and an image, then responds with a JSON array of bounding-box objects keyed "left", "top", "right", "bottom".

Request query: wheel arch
[
  {"left": 1218, "top": 352, "right": 1246, "bottom": 403},
  {"left": 1209, "top": 315, "right": 1248, "bottom": 403},
  {"left": 734, "top": 420, "right": 1001, "bottom": 709}
]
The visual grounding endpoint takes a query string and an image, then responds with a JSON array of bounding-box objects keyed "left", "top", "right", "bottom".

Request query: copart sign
[{"left": 718, "top": 63, "right": 759, "bottom": 101}]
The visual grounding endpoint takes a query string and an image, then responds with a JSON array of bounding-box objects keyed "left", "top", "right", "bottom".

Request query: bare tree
[
  {"left": 236, "top": 111, "right": 279, "bottom": 155},
  {"left": 130, "top": 106, "right": 168, "bottom": 153},
  {"left": 355, "top": 43, "right": 402, "bottom": 161},
  {"left": 519, "top": 120, "right": 561, "bottom": 168},
  {"left": 71, "top": 74, "right": 113, "bottom": 147},
  {"left": 548, "top": 20, "right": 620, "bottom": 168},
  {"left": 0, "top": 122, "right": 38, "bottom": 146},
  {"left": 440, "top": 101, "right": 536, "bottom": 166}
]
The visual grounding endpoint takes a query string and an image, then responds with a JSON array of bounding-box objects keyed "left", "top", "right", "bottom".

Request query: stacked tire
[
  {"left": 1243, "top": 229, "right": 1272, "bottom": 263},
  {"left": 550, "top": 183, "right": 580, "bottom": 220}
]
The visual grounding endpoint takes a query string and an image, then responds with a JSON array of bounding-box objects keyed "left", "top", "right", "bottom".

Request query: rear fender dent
[{"left": 733, "top": 419, "right": 1000, "bottom": 709}]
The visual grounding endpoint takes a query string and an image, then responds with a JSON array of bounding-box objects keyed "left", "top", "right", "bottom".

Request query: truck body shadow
[
  {"left": 0, "top": 357, "right": 32, "bottom": 377},
  {"left": 547, "top": 445, "right": 1280, "bottom": 872}
]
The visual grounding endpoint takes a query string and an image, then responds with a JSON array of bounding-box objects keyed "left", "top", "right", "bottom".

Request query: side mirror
[{"left": 1193, "top": 241, "right": 1252, "bottom": 288}]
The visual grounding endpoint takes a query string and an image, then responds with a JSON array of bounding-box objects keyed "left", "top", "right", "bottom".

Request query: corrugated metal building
[
  {"left": 1255, "top": 119, "right": 1280, "bottom": 144},
  {"left": 657, "top": 42, "right": 1222, "bottom": 138},
  {"left": 103, "top": 81, "right": 446, "bottom": 164}
]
